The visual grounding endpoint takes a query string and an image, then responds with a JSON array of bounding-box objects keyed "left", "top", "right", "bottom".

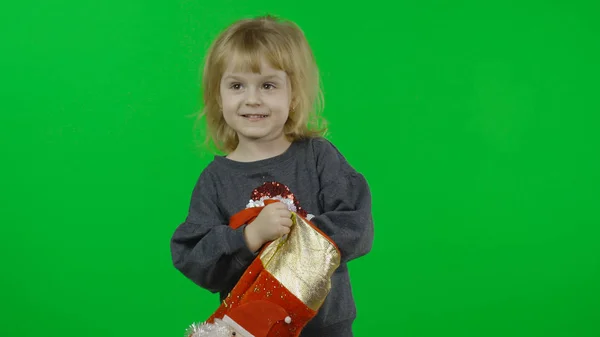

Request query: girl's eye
[
  {"left": 230, "top": 83, "right": 242, "bottom": 90},
  {"left": 263, "top": 83, "right": 276, "bottom": 90}
]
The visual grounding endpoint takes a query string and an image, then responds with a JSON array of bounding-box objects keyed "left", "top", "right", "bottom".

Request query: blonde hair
[{"left": 196, "top": 15, "right": 327, "bottom": 154}]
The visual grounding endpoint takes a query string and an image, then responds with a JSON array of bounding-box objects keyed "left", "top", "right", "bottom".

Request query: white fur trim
[
  {"left": 246, "top": 196, "right": 297, "bottom": 212},
  {"left": 246, "top": 197, "right": 315, "bottom": 221}
]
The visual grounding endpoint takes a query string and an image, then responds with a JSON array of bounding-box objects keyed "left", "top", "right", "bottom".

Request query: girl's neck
[{"left": 226, "top": 136, "right": 292, "bottom": 162}]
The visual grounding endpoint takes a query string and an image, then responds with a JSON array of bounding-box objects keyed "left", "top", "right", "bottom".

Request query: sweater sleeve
[
  {"left": 310, "top": 139, "right": 374, "bottom": 263},
  {"left": 170, "top": 170, "right": 257, "bottom": 293}
]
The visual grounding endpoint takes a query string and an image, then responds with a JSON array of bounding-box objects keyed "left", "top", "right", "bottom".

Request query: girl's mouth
[{"left": 242, "top": 114, "right": 268, "bottom": 119}]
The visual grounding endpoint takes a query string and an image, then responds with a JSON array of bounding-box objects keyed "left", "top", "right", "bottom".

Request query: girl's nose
[{"left": 244, "top": 87, "right": 261, "bottom": 106}]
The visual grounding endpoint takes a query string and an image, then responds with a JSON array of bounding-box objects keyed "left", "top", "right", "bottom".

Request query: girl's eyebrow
[
  {"left": 222, "top": 75, "right": 243, "bottom": 81},
  {"left": 222, "top": 74, "right": 285, "bottom": 81},
  {"left": 260, "top": 74, "right": 285, "bottom": 81}
]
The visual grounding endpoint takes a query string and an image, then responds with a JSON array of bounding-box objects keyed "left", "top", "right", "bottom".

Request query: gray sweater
[{"left": 170, "top": 137, "right": 374, "bottom": 330}]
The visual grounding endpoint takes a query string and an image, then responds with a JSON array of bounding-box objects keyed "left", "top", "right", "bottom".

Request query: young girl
[{"left": 170, "top": 15, "right": 374, "bottom": 337}]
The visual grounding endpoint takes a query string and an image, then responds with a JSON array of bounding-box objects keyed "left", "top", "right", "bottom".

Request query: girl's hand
[{"left": 244, "top": 202, "right": 292, "bottom": 252}]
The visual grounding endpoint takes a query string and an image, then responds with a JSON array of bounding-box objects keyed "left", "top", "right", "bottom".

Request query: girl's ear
[{"left": 289, "top": 97, "right": 298, "bottom": 112}]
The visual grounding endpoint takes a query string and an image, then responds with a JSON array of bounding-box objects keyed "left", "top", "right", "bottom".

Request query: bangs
[{"left": 220, "top": 28, "right": 291, "bottom": 74}]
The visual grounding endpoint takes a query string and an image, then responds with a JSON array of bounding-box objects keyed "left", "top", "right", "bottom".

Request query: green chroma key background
[{"left": 1, "top": 1, "right": 598, "bottom": 336}]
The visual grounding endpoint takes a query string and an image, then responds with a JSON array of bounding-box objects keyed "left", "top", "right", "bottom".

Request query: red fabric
[
  {"left": 225, "top": 300, "right": 289, "bottom": 336},
  {"left": 185, "top": 181, "right": 344, "bottom": 337},
  {"left": 204, "top": 199, "right": 318, "bottom": 337}
]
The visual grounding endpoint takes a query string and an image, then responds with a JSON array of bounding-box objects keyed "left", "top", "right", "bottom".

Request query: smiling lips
[{"left": 241, "top": 114, "right": 269, "bottom": 120}]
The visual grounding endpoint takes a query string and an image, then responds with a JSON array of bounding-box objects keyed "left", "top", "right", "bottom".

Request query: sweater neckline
[{"left": 212, "top": 140, "right": 302, "bottom": 171}]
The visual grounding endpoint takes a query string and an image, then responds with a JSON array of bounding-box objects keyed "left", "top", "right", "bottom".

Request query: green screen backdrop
[{"left": 1, "top": 1, "right": 599, "bottom": 336}]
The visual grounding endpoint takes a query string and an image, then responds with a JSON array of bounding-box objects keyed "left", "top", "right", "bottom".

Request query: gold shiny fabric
[{"left": 259, "top": 213, "right": 341, "bottom": 311}]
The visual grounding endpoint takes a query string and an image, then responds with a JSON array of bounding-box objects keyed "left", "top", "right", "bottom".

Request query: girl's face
[{"left": 219, "top": 58, "right": 292, "bottom": 147}]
